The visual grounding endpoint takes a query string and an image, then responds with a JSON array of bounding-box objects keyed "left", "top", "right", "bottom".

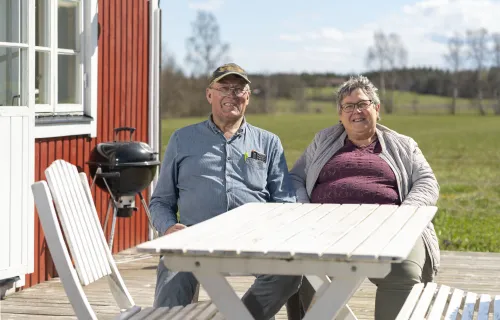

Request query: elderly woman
[{"left": 288, "top": 75, "right": 440, "bottom": 319}]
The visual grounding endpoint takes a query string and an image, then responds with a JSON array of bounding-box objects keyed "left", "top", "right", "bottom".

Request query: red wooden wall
[{"left": 25, "top": 0, "right": 151, "bottom": 288}]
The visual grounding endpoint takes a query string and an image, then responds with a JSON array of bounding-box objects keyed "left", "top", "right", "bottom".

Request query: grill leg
[
  {"left": 103, "top": 197, "right": 113, "bottom": 237},
  {"left": 108, "top": 207, "right": 118, "bottom": 251},
  {"left": 138, "top": 192, "right": 158, "bottom": 238}
]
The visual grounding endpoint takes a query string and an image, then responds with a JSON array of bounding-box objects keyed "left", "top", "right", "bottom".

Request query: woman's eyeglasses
[{"left": 340, "top": 100, "right": 373, "bottom": 113}]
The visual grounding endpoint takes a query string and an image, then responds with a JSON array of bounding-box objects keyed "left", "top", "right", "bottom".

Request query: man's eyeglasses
[
  {"left": 211, "top": 86, "right": 249, "bottom": 97},
  {"left": 340, "top": 100, "right": 372, "bottom": 113}
]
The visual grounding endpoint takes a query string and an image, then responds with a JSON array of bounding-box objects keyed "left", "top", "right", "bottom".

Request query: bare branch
[
  {"left": 365, "top": 31, "right": 407, "bottom": 113},
  {"left": 466, "top": 28, "right": 488, "bottom": 72},
  {"left": 465, "top": 28, "right": 489, "bottom": 115},
  {"left": 492, "top": 33, "right": 500, "bottom": 67},
  {"left": 443, "top": 32, "right": 464, "bottom": 73},
  {"left": 185, "top": 11, "right": 230, "bottom": 76}
]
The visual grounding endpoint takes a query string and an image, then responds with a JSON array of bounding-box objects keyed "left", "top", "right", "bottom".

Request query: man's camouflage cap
[{"left": 209, "top": 63, "right": 251, "bottom": 85}]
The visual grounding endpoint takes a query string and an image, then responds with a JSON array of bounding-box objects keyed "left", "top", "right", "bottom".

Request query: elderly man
[{"left": 149, "top": 63, "right": 302, "bottom": 320}]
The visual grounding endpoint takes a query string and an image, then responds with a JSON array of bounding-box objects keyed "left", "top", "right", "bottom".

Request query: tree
[
  {"left": 160, "top": 48, "right": 185, "bottom": 117},
  {"left": 444, "top": 33, "right": 464, "bottom": 115},
  {"left": 466, "top": 28, "right": 489, "bottom": 115},
  {"left": 185, "top": 11, "right": 230, "bottom": 77},
  {"left": 385, "top": 33, "right": 408, "bottom": 113},
  {"left": 366, "top": 31, "right": 408, "bottom": 114},
  {"left": 491, "top": 33, "right": 500, "bottom": 115}
]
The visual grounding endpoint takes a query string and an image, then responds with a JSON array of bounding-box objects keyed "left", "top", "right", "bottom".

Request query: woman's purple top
[{"left": 310, "top": 138, "right": 401, "bottom": 205}]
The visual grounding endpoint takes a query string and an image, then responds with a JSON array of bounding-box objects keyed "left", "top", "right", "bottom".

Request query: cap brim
[{"left": 210, "top": 72, "right": 251, "bottom": 85}]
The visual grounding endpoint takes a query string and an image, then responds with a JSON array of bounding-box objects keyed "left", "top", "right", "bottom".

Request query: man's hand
[{"left": 165, "top": 223, "right": 187, "bottom": 235}]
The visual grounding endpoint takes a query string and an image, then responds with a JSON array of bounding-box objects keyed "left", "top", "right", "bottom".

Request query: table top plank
[
  {"left": 206, "top": 203, "right": 321, "bottom": 256},
  {"left": 378, "top": 206, "right": 438, "bottom": 261},
  {"left": 183, "top": 202, "right": 303, "bottom": 255},
  {"left": 349, "top": 205, "right": 420, "bottom": 261},
  {"left": 290, "top": 204, "right": 380, "bottom": 258},
  {"left": 267, "top": 204, "right": 361, "bottom": 256},
  {"left": 320, "top": 205, "right": 400, "bottom": 259},
  {"left": 237, "top": 204, "right": 340, "bottom": 256},
  {"left": 143, "top": 202, "right": 284, "bottom": 254}
]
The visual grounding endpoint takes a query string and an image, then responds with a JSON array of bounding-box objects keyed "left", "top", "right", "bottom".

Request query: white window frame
[{"left": 32, "top": 0, "right": 98, "bottom": 138}]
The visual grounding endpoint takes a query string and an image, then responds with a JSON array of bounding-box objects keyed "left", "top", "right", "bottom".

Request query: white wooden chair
[
  {"left": 397, "top": 282, "right": 500, "bottom": 319},
  {"left": 31, "top": 159, "right": 216, "bottom": 319}
]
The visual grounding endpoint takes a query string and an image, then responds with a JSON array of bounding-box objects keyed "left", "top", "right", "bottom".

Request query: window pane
[
  {"left": 35, "top": 52, "right": 50, "bottom": 104},
  {"left": 58, "top": 0, "right": 80, "bottom": 50},
  {"left": 0, "top": 48, "right": 25, "bottom": 107},
  {"left": 58, "top": 54, "right": 79, "bottom": 104},
  {"left": 0, "top": 0, "right": 27, "bottom": 43},
  {"left": 35, "top": 0, "right": 50, "bottom": 47}
]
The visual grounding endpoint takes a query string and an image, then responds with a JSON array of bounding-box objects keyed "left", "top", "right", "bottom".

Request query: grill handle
[
  {"left": 114, "top": 127, "right": 136, "bottom": 141},
  {"left": 95, "top": 172, "right": 121, "bottom": 179}
]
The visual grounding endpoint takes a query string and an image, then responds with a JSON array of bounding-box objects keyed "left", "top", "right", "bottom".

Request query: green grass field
[
  {"left": 301, "top": 87, "right": 496, "bottom": 114},
  {"left": 161, "top": 113, "right": 500, "bottom": 252}
]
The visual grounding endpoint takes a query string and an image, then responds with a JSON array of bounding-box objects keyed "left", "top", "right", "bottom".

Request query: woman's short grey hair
[{"left": 336, "top": 75, "right": 380, "bottom": 114}]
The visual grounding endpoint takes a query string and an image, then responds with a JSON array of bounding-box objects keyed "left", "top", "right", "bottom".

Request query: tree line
[{"left": 160, "top": 11, "right": 500, "bottom": 117}]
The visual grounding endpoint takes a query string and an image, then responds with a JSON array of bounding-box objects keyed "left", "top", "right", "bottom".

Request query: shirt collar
[{"left": 207, "top": 114, "right": 247, "bottom": 136}]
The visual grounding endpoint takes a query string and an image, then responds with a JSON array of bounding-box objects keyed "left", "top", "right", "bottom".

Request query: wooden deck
[{"left": 1, "top": 249, "right": 500, "bottom": 319}]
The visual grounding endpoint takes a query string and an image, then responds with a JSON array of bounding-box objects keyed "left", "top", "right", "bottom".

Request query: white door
[{"left": 0, "top": 0, "right": 35, "bottom": 284}]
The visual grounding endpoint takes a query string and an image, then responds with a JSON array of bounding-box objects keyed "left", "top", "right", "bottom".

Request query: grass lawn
[{"left": 160, "top": 113, "right": 500, "bottom": 252}]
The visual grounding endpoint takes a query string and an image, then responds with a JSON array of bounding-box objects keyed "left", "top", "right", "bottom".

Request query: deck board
[{"left": 2, "top": 249, "right": 500, "bottom": 319}]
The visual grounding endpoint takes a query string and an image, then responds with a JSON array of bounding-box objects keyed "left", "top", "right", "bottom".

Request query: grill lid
[{"left": 88, "top": 127, "right": 160, "bottom": 167}]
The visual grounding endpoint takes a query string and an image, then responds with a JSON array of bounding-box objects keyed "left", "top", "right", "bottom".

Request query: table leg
[
  {"left": 302, "top": 276, "right": 365, "bottom": 320},
  {"left": 193, "top": 272, "right": 254, "bottom": 320},
  {"left": 306, "top": 275, "right": 358, "bottom": 320},
  {"left": 307, "top": 275, "right": 358, "bottom": 320}
]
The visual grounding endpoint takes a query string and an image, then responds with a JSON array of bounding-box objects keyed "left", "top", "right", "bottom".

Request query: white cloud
[
  {"left": 280, "top": 28, "right": 344, "bottom": 42},
  {"left": 188, "top": 0, "right": 224, "bottom": 11},
  {"left": 275, "top": 0, "right": 500, "bottom": 73}
]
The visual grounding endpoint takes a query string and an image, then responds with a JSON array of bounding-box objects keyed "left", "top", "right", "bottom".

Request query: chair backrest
[
  {"left": 31, "top": 160, "right": 134, "bottom": 318},
  {"left": 45, "top": 159, "right": 112, "bottom": 285}
]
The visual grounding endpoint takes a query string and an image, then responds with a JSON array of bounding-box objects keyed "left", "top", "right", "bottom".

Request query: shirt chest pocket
[{"left": 242, "top": 158, "right": 267, "bottom": 190}]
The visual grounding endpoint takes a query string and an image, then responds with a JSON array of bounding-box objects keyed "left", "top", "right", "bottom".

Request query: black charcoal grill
[{"left": 87, "top": 127, "right": 160, "bottom": 249}]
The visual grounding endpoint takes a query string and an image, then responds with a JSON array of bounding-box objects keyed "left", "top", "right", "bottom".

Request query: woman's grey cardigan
[{"left": 289, "top": 123, "right": 440, "bottom": 280}]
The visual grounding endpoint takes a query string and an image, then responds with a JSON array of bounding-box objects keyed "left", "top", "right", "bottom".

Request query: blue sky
[{"left": 160, "top": 0, "right": 500, "bottom": 74}]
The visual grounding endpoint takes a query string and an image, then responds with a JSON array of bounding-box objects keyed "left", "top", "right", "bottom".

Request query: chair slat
[
  {"left": 395, "top": 283, "right": 425, "bottom": 320},
  {"left": 184, "top": 301, "right": 212, "bottom": 320},
  {"left": 477, "top": 294, "right": 491, "bottom": 320},
  {"left": 126, "top": 307, "right": 168, "bottom": 320},
  {"left": 461, "top": 291, "right": 477, "bottom": 320},
  {"left": 193, "top": 302, "right": 219, "bottom": 320},
  {"left": 427, "top": 285, "right": 451, "bottom": 320},
  {"left": 46, "top": 161, "right": 95, "bottom": 284},
  {"left": 410, "top": 282, "right": 437, "bottom": 320},
  {"left": 168, "top": 303, "right": 200, "bottom": 320},
  {"left": 444, "top": 288, "right": 464, "bottom": 320},
  {"left": 493, "top": 295, "right": 500, "bottom": 320}
]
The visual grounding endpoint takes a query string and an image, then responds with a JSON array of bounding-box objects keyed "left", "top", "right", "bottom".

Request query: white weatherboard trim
[
  {"left": 35, "top": 122, "right": 93, "bottom": 139},
  {"left": 148, "top": 0, "right": 161, "bottom": 239}
]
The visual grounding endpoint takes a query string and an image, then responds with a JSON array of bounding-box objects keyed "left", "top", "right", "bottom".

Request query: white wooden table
[{"left": 137, "top": 203, "right": 437, "bottom": 320}]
